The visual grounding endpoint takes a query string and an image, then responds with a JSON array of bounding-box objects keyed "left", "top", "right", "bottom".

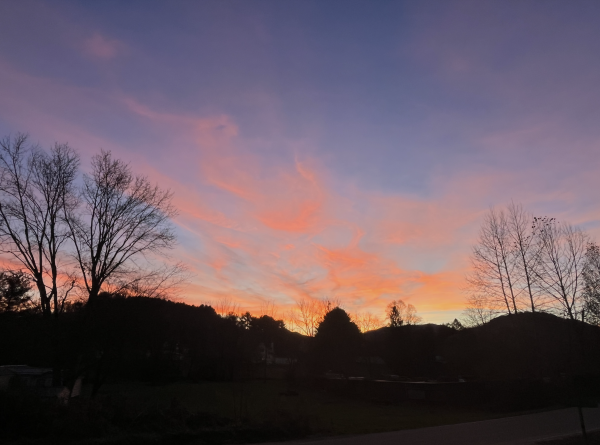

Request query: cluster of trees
[
  {"left": 208, "top": 295, "right": 421, "bottom": 336},
  {"left": 4, "top": 279, "right": 598, "bottom": 397},
  {"left": 386, "top": 299, "right": 422, "bottom": 327},
  {"left": 465, "top": 202, "right": 600, "bottom": 325},
  {"left": 0, "top": 133, "right": 184, "bottom": 385},
  {"left": 0, "top": 134, "right": 181, "bottom": 316}
]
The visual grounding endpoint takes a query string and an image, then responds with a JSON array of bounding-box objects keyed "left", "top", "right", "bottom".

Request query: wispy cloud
[
  {"left": 2, "top": 1, "right": 600, "bottom": 324},
  {"left": 82, "top": 33, "right": 124, "bottom": 60}
]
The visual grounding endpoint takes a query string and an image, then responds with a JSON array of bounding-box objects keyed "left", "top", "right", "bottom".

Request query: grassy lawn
[{"left": 98, "top": 379, "right": 515, "bottom": 437}]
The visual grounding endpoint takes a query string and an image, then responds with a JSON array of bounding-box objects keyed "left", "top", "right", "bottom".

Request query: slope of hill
[{"left": 442, "top": 312, "right": 600, "bottom": 380}]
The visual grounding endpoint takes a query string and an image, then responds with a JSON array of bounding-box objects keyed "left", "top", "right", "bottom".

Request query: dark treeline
[
  {"left": 3, "top": 294, "right": 600, "bottom": 389},
  {"left": 1, "top": 294, "right": 302, "bottom": 392}
]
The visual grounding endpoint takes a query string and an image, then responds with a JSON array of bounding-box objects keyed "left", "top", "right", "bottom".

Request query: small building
[
  {"left": 0, "top": 365, "right": 82, "bottom": 401},
  {"left": 0, "top": 365, "right": 53, "bottom": 391},
  {"left": 252, "top": 343, "right": 298, "bottom": 379}
]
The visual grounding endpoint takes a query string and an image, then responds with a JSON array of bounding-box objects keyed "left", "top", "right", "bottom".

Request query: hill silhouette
[
  {"left": 3, "top": 298, "right": 600, "bottom": 387},
  {"left": 442, "top": 312, "right": 600, "bottom": 380}
]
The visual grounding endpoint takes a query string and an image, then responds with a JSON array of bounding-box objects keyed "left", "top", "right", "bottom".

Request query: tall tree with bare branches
[
  {"left": 582, "top": 242, "right": 600, "bottom": 325},
  {"left": 290, "top": 296, "right": 341, "bottom": 336},
  {"left": 467, "top": 207, "right": 519, "bottom": 315},
  {"left": 462, "top": 294, "right": 496, "bottom": 327},
  {"left": 506, "top": 202, "right": 543, "bottom": 312},
  {"left": 0, "top": 134, "right": 79, "bottom": 317},
  {"left": 465, "top": 204, "right": 596, "bottom": 324},
  {"left": 386, "top": 299, "right": 422, "bottom": 326},
  {"left": 65, "top": 150, "right": 177, "bottom": 302},
  {"left": 351, "top": 311, "right": 384, "bottom": 332},
  {"left": 534, "top": 217, "right": 587, "bottom": 320}
]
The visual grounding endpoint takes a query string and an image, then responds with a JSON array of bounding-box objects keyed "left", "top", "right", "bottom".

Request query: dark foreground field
[
  {"left": 540, "top": 431, "right": 600, "bottom": 445},
  {"left": 98, "top": 380, "right": 512, "bottom": 435},
  {"left": 1, "top": 379, "right": 542, "bottom": 445}
]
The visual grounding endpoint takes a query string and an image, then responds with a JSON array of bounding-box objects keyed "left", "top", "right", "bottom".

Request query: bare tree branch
[
  {"left": 533, "top": 218, "right": 587, "bottom": 320},
  {"left": 65, "top": 150, "right": 177, "bottom": 301},
  {"left": 0, "top": 134, "right": 79, "bottom": 317}
]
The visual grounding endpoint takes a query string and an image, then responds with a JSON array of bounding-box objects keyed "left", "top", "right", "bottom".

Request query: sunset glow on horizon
[{"left": 1, "top": 1, "right": 600, "bottom": 323}]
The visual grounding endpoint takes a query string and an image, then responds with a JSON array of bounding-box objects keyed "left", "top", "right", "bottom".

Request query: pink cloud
[
  {"left": 78, "top": 99, "right": 600, "bottom": 320},
  {"left": 82, "top": 33, "right": 123, "bottom": 60},
  {"left": 3, "top": 60, "right": 600, "bottom": 324}
]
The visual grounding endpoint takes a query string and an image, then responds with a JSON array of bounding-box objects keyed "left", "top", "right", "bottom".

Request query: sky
[{"left": 1, "top": 0, "right": 600, "bottom": 323}]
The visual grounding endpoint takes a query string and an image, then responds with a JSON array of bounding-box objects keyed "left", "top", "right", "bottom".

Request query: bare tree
[
  {"left": 462, "top": 294, "right": 497, "bottom": 327},
  {"left": 386, "top": 299, "right": 405, "bottom": 327},
  {"left": 404, "top": 303, "right": 422, "bottom": 325},
  {"left": 214, "top": 296, "right": 240, "bottom": 317},
  {"left": 351, "top": 311, "right": 384, "bottom": 332},
  {"left": 292, "top": 297, "right": 320, "bottom": 336},
  {"left": 533, "top": 217, "right": 587, "bottom": 320},
  {"left": 507, "top": 202, "right": 543, "bottom": 311},
  {"left": 283, "top": 308, "right": 299, "bottom": 333},
  {"left": 467, "top": 207, "right": 519, "bottom": 315},
  {"left": 0, "top": 134, "right": 79, "bottom": 317},
  {"left": 582, "top": 242, "right": 600, "bottom": 325},
  {"left": 289, "top": 296, "right": 341, "bottom": 336},
  {"left": 65, "top": 150, "right": 177, "bottom": 302},
  {"left": 386, "top": 299, "right": 422, "bottom": 326},
  {"left": 103, "top": 262, "right": 188, "bottom": 299},
  {"left": 466, "top": 203, "right": 596, "bottom": 323},
  {"left": 257, "top": 298, "right": 279, "bottom": 319}
]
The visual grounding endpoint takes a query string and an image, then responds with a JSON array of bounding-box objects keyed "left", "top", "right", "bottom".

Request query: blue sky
[{"left": 1, "top": 1, "right": 600, "bottom": 323}]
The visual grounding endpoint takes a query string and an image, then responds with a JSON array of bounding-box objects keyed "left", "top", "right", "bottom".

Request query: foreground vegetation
[{"left": 1, "top": 380, "right": 535, "bottom": 445}]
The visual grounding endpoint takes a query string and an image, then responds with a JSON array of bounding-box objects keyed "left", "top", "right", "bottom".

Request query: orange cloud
[
  {"left": 6, "top": 65, "right": 600, "bottom": 325},
  {"left": 96, "top": 99, "right": 480, "bottom": 321}
]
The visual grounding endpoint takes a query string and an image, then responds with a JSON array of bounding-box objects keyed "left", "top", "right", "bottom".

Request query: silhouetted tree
[
  {"left": 445, "top": 318, "right": 464, "bottom": 331},
  {"left": 507, "top": 202, "right": 544, "bottom": 311},
  {"left": 387, "top": 300, "right": 403, "bottom": 327},
  {"left": 238, "top": 311, "right": 253, "bottom": 329},
  {"left": 65, "top": 151, "right": 177, "bottom": 302},
  {"left": 386, "top": 299, "right": 422, "bottom": 327},
  {"left": 467, "top": 207, "right": 518, "bottom": 315},
  {"left": 213, "top": 296, "right": 241, "bottom": 318},
  {"left": 404, "top": 303, "right": 422, "bottom": 325},
  {"left": 0, "top": 270, "right": 32, "bottom": 312},
  {"left": 466, "top": 204, "right": 593, "bottom": 322},
  {"left": 250, "top": 314, "right": 285, "bottom": 334},
  {"left": 582, "top": 242, "right": 600, "bottom": 325},
  {"left": 313, "top": 307, "right": 362, "bottom": 374},
  {"left": 352, "top": 311, "right": 384, "bottom": 332},
  {"left": 0, "top": 134, "right": 79, "bottom": 317},
  {"left": 462, "top": 294, "right": 496, "bottom": 327},
  {"left": 533, "top": 217, "right": 587, "bottom": 320},
  {"left": 290, "top": 297, "right": 340, "bottom": 336}
]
